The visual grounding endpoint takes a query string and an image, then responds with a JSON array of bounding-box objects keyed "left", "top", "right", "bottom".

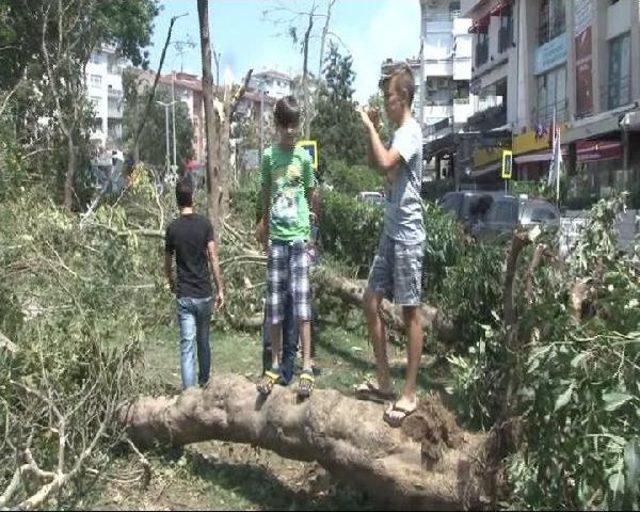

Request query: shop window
[{"left": 535, "top": 66, "right": 567, "bottom": 125}]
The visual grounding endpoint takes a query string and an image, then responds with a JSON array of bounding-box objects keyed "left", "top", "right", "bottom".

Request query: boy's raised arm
[{"left": 359, "top": 107, "right": 402, "bottom": 173}]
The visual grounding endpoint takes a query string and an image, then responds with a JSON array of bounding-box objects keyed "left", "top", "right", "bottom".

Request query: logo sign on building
[
  {"left": 535, "top": 34, "right": 568, "bottom": 75},
  {"left": 575, "top": 0, "right": 593, "bottom": 116},
  {"left": 297, "top": 140, "right": 318, "bottom": 171}
]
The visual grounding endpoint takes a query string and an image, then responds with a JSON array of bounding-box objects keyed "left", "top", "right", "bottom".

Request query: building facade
[
  {"left": 249, "top": 70, "right": 293, "bottom": 100},
  {"left": 462, "top": 0, "right": 640, "bottom": 202},
  {"left": 381, "top": 1, "right": 478, "bottom": 183},
  {"left": 86, "top": 46, "right": 125, "bottom": 151}
]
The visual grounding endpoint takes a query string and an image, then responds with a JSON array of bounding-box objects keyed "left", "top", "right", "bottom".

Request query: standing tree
[
  {"left": 310, "top": 42, "right": 366, "bottom": 167},
  {"left": 198, "top": 0, "right": 251, "bottom": 235},
  {"left": 33, "top": 0, "right": 158, "bottom": 209},
  {"left": 197, "top": 0, "right": 221, "bottom": 233}
]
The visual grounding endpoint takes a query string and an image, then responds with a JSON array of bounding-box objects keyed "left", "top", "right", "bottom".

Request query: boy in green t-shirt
[{"left": 255, "top": 96, "right": 317, "bottom": 398}]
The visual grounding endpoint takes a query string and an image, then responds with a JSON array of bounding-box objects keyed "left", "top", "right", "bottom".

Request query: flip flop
[
  {"left": 297, "top": 372, "right": 315, "bottom": 399},
  {"left": 383, "top": 401, "right": 417, "bottom": 428},
  {"left": 354, "top": 380, "right": 397, "bottom": 404},
  {"left": 257, "top": 370, "right": 280, "bottom": 396}
]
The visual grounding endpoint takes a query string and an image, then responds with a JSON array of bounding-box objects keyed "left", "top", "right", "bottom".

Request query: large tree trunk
[
  {"left": 121, "top": 374, "right": 486, "bottom": 510},
  {"left": 197, "top": 0, "right": 221, "bottom": 234},
  {"left": 63, "top": 135, "right": 76, "bottom": 210},
  {"left": 316, "top": 272, "right": 455, "bottom": 343}
]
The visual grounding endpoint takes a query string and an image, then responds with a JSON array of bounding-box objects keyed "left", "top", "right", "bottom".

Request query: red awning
[
  {"left": 489, "top": 0, "right": 512, "bottom": 16},
  {"left": 576, "top": 140, "right": 622, "bottom": 162},
  {"left": 468, "top": 15, "right": 490, "bottom": 33}
]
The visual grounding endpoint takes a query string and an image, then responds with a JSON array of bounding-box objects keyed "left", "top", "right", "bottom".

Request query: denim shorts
[
  {"left": 266, "top": 239, "right": 311, "bottom": 324},
  {"left": 367, "top": 235, "right": 424, "bottom": 306}
]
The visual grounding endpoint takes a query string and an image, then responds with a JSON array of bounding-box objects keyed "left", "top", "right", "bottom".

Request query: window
[
  {"left": 498, "top": 6, "right": 513, "bottom": 53},
  {"left": 89, "top": 74, "right": 102, "bottom": 88},
  {"left": 535, "top": 66, "right": 567, "bottom": 125},
  {"left": 608, "top": 33, "right": 631, "bottom": 109},
  {"left": 90, "top": 53, "right": 101, "bottom": 64},
  {"left": 90, "top": 96, "right": 101, "bottom": 105},
  {"left": 475, "top": 32, "right": 489, "bottom": 67},
  {"left": 527, "top": 207, "right": 557, "bottom": 223},
  {"left": 490, "top": 200, "right": 518, "bottom": 225},
  {"left": 538, "top": 0, "right": 566, "bottom": 46}
]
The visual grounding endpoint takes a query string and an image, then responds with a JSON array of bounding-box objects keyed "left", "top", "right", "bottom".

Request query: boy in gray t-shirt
[{"left": 356, "top": 64, "right": 425, "bottom": 427}]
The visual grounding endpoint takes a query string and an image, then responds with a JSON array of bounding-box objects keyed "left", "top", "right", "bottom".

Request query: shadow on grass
[{"left": 188, "top": 455, "right": 376, "bottom": 511}]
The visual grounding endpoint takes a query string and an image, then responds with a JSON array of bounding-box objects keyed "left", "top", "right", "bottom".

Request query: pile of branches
[
  {"left": 448, "top": 195, "right": 640, "bottom": 509},
  {"left": 0, "top": 179, "right": 171, "bottom": 508}
]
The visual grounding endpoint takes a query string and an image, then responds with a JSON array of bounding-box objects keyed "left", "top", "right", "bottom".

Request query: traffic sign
[
  {"left": 297, "top": 140, "right": 318, "bottom": 171},
  {"left": 501, "top": 150, "right": 513, "bottom": 179}
]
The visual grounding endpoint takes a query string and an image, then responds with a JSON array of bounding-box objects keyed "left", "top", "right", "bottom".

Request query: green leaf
[
  {"left": 602, "top": 392, "right": 635, "bottom": 412},
  {"left": 554, "top": 385, "right": 574, "bottom": 411}
]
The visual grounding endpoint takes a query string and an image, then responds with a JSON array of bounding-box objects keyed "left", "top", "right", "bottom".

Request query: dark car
[
  {"left": 438, "top": 191, "right": 503, "bottom": 228},
  {"left": 472, "top": 195, "right": 561, "bottom": 240}
]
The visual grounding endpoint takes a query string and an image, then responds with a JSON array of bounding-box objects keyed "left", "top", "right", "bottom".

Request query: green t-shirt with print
[{"left": 261, "top": 145, "right": 315, "bottom": 241}]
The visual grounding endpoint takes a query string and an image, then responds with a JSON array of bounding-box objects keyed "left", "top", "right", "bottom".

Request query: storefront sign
[
  {"left": 576, "top": 140, "right": 622, "bottom": 162},
  {"left": 575, "top": 1, "right": 593, "bottom": 116},
  {"left": 535, "top": 34, "right": 568, "bottom": 75}
]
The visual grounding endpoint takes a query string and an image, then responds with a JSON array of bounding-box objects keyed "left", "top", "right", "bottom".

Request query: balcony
[
  {"left": 453, "top": 98, "right": 474, "bottom": 124},
  {"left": 423, "top": 104, "right": 453, "bottom": 121},
  {"left": 465, "top": 103, "right": 506, "bottom": 132}
]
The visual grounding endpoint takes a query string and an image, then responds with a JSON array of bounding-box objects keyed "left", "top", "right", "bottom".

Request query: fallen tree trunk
[
  {"left": 121, "top": 374, "right": 487, "bottom": 510},
  {"left": 316, "top": 272, "right": 455, "bottom": 342}
]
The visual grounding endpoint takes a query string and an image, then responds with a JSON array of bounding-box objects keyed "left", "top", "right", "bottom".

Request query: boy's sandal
[
  {"left": 297, "top": 372, "right": 315, "bottom": 398},
  {"left": 257, "top": 370, "right": 280, "bottom": 396},
  {"left": 354, "top": 380, "right": 397, "bottom": 404},
  {"left": 383, "top": 402, "right": 417, "bottom": 428}
]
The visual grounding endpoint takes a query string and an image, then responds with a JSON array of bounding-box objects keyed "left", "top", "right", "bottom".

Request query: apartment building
[
  {"left": 462, "top": 0, "right": 640, "bottom": 201},
  {"left": 249, "top": 70, "right": 293, "bottom": 100},
  {"left": 86, "top": 46, "right": 125, "bottom": 151}
]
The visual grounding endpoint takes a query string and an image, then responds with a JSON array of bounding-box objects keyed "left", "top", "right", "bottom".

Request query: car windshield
[{"left": 489, "top": 199, "right": 518, "bottom": 224}]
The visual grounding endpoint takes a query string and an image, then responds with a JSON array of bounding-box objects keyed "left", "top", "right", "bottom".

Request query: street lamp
[{"left": 156, "top": 99, "right": 177, "bottom": 176}]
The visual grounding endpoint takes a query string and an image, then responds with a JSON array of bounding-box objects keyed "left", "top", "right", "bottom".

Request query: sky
[{"left": 146, "top": 0, "right": 421, "bottom": 104}]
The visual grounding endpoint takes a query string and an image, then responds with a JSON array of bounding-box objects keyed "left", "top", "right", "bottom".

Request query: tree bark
[
  {"left": 302, "top": 9, "right": 314, "bottom": 139},
  {"left": 63, "top": 135, "right": 76, "bottom": 210},
  {"left": 121, "top": 374, "right": 486, "bottom": 510},
  {"left": 197, "top": 0, "right": 221, "bottom": 235}
]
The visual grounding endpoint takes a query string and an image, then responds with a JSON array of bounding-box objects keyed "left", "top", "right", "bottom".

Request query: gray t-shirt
[{"left": 384, "top": 117, "right": 425, "bottom": 243}]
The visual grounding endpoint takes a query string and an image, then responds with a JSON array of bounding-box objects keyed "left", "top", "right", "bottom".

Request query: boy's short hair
[
  {"left": 175, "top": 176, "right": 194, "bottom": 208},
  {"left": 379, "top": 63, "right": 415, "bottom": 106},
  {"left": 274, "top": 95, "right": 301, "bottom": 127}
]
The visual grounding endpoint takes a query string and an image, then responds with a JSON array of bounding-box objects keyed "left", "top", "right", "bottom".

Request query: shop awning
[
  {"left": 489, "top": 0, "right": 512, "bottom": 15},
  {"left": 576, "top": 140, "right": 622, "bottom": 162},
  {"left": 514, "top": 147, "right": 568, "bottom": 164},
  {"left": 469, "top": 161, "right": 501, "bottom": 178},
  {"left": 563, "top": 104, "right": 635, "bottom": 143}
]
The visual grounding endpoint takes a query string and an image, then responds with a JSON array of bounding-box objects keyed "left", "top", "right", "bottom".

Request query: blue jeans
[
  {"left": 262, "top": 292, "right": 299, "bottom": 385},
  {"left": 177, "top": 297, "right": 213, "bottom": 389}
]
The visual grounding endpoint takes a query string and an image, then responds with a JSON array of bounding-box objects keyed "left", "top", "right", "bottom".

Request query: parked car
[
  {"left": 472, "top": 195, "right": 561, "bottom": 241},
  {"left": 357, "top": 191, "right": 384, "bottom": 206},
  {"left": 437, "top": 191, "right": 503, "bottom": 228}
]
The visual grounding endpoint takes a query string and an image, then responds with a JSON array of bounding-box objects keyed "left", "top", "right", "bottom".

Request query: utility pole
[
  {"left": 213, "top": 50, "right": 221, "bottom": 87},
  {"left": 259, "top": 85, "right": 265, "bottom": 161},
  {"left": 171, "top": 73, "right": 177, "bottom": 169}
]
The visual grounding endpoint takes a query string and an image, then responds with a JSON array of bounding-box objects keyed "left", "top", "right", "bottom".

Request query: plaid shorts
[
  {"left": 266, "top": 240, "right": 311, "bottom": 324},
  {"left": 367, "top": 235, "right": 424, "bottom": 306}
]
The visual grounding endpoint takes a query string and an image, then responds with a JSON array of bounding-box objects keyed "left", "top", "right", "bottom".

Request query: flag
[{"left": 547, "top": 110, "right": 563, "bottom": 203}]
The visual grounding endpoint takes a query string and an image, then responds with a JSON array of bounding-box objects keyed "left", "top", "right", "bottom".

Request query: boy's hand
[
  {"left": 215, "top": 288, "right": 225, "bottom": 311},
  {"left": 358, "top": 107, "right": 381, "bottom": 132},
  {"left": 358, "top": 107, "right": 375, "bottom": 131}
]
